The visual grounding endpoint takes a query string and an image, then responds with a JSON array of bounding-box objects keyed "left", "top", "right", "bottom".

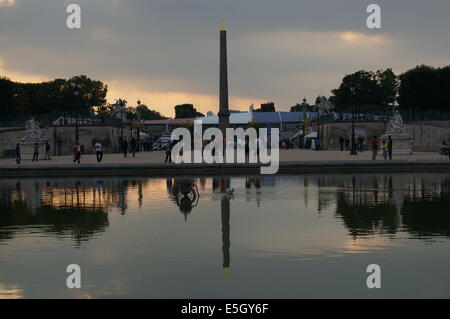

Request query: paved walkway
[{"left": 0, "top": 149, "right": 445, "bottom": 166}]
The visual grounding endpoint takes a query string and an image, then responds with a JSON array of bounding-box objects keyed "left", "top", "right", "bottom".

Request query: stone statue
[
  {"left": 21, "top": 117, "right": 45, "bottom": 142},
  {"left": 385, "top": 111, "right": 408, "bottom": 137},
  {"left": 380, "top": 110, "right": 412, "bottom": 155}
]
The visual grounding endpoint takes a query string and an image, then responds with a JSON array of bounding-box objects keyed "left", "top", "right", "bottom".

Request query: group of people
[
  {"left": 163, "top": 135, "right": 259, "bottom": 163},
  {"left": 441, "top": 141, "right": 450, "bottom": 159},
  {"left": 370, "top": 135, "right": 393, "bottom": 160},
  {"left": 73, "top": 140, "right": 104, "bottom": 164},
  {"left": 121, "top": 138, "right": 138, "bottom": 158},
  {"left": 15, "top": 141, "right": 51, "bottom": 165},
  {"left": 338, "top": 136, "right": 367, "bottom": 152}
]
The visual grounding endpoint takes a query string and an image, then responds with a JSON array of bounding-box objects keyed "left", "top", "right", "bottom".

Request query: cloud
[
  {"left": 0, "top": 0, "right": 15, "bottom": 7},
  {"left": 107, "top": 78, "right": 266, "bottom": 117},
  {"left": 1, "top": 0, "right": 450, "bottom": 114},
  {"left": 0, "top": 56, "right": 50, "bottom": 83},
  {"left": 339, "top": 31, "right": 387, "bottom": 44},
  {"left": 0, "top": 283, "right": 23, "bottom": 299}
]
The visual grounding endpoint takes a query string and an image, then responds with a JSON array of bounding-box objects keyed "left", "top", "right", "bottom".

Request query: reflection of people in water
[
  {"left": 245, "top": 177, "right": 262, "bottom": 207},
  {"left": 167, "top": 178, "right": 200, "bottom": 220}
]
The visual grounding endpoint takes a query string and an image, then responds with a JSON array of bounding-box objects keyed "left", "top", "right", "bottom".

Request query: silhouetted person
[
  {"left": 45, "top": 141, "right": 51, "bottom": 160},
  {"left": 382, "top": 141, "right": 388, "bottom": 160},
  {"left": 73, "top": 142, "right": 81, "bottom": 164},
  {"left": 339, "top": 136, "right": 345, "bottom": 151},
  {"left": 32, "top": 142, "right": 39, "bottom": 162},
  {"left": 371, "top": 135, "right": 379, "bottom": 160},
  {"left": 95, "top": 140, "right": 103, "bottom": 162},
  {"left": 388, "top": 136, "right": 393, "bottom": 160},
  {"left": 345, "top": 137, "right": 350, "bottom": 151},
  {"left": 245, "top": 136, "right": 250, "bottom": 162},
  {"left": 130, "top": 138, "right": 137, "bottom": 158},
  {"left": 15, "top": 143, "right": 21, "bottom": 165},
  {"left": 122, "top": 139, "right": 129, "bottom": 158},
  {"left": 165, "top": 141, "right": 173, "bottom": 163}
]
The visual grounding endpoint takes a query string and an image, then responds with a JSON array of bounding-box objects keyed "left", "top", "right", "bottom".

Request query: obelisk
[{"left": 218, "top": 20, "right": 230, "bottom": 134}]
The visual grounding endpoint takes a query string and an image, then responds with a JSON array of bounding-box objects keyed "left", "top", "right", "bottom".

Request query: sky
[{"left": 1, "top": 0, "right": 449, "bottom": 117}]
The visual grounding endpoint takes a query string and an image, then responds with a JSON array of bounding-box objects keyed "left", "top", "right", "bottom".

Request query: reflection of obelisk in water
[
  {"left": 218, "top": 20, "right": 230, "bottom": 134},
  {"left": 221, "top": 200, "right": 230, "bottom": 271},
  {"left": 221, "top": 177, "right": 231, "bottom": 275}
]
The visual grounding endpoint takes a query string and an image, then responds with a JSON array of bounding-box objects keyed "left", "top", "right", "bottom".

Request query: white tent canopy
[
  {"left": 304, "top": 131, "right": 317, "bottom": 138},
  {"left": 196, "top": 112, "right": 253, "bottom": 125}
]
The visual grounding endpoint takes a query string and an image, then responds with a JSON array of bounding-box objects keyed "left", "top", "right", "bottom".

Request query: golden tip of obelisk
[{"left": 220, "top": 20, "right": 227, "bottom": 31}]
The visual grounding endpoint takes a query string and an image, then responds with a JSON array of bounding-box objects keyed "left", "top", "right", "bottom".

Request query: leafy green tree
[
  {"left": 375, "top": 68, "right": 399, "bottom": 109},
  {"left": 0, "top": 77, "right": 15, "bottom": 114},
  {"left": 174, "top": 104, "right": 204, "bottom": 118},
  {"left": 254, "top": 102, "right": 275, "bottom": 112},
  {"left": 290, "top": 98, "right": 313, "bottom": 112},
  {"left": 63, "top": 75, "right": 108, "bottom": 116},
  {"left": 330, "top": 70, "right": 382, "bottom": 112},
  {"left": 398, "top": 65, "right": 438, "bottom": 111},
  {"left": 136, "top": 104, "right": 166, "bottom": 120}
]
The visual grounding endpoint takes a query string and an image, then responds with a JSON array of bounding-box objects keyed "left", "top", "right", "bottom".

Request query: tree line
[
  {"left": 2, "top": 65, "right": 449, "bottom": 121},
  {"left": 329, "top": 65, "right": 450, "bottom": 114},
  {"left": 0, "top": 75, "right": 166, "bottom": 121}
]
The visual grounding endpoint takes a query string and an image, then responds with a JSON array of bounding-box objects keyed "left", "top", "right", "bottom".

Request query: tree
[
  {"left": 290, "top": 98, "right": 313, "bottom": 112},
  {"left": 63, "top": 75, "right": 108, "bottom": 116},
  {"left": 254, "top": 102, "right": 275, "bottom": 112},
  {"left": 330, "top": 70, "right": 384, "bottom": 112},
  {"left": 136, "top": 104, "right": 166, "bottom": 120},
  {"left": 436, "top": 65, "right": 450, "bottom": 113},
  {"left": 174, "top": 104, "right": 204, "bottom": 118},
  {"left": 398, "top": 65, "right": 438, "bottom": 112},
  {"left": 0, "top": 77, "right": 15, "bottom": 115},
  {"left": 0, "top": 75, "right": 108, "bottom": 116},
  {"left": 375, "top": 68, "right": 399, "bottom": 109}
]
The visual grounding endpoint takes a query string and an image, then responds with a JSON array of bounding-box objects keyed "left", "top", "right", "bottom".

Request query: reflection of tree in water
[
  {"left": 334, "top": 175, "right": 450, "bottom": 239},
  {"left": 0, "top": 177, "right": 149, "bottom": 246},
  {"left": 166, "top": 178, "right": 200, "bottom": 220},
  {"left": 335, "top": 192, "right": 399, "bottom": 238},
  {"left": 401, "top": 176, "right": 450, "bottom": 237},
  {"left": 0, "top": 196, "right": 108, "bottom": 247}
]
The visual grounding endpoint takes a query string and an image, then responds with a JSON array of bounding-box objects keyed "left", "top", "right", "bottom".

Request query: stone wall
[
  {"left": 0, "top": 125, "right": 132, "bottom": 157},
  {"left": 319, "top": 121, "right": 450, "bottom": 152}
]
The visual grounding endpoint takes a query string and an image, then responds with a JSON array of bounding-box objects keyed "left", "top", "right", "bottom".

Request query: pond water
[{"left": 1, "top": 173, "right": 450, "bottom": 298}]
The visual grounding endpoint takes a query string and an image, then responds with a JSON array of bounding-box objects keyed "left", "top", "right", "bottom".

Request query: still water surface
[{"left": 1, "top": 173, "right": 450, "bottom": 298}]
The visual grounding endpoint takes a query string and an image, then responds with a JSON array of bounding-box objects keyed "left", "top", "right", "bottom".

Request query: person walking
[
  {"left": 371, "top": 135, "right": 379, "bottom": 160},
  {"left": 45, "top": 141, "right": 51, "bottom": 160},
  {"left": 345, "top": 137, "right": 350, "bottom": 151},
  {"left": 382, "top": 141, "right": 388, "bottom": 160},
  {"left": 95, "top": 140, "right": 103, "bottom": 162},
  {"left": 447, "top": 141, "right": 450, "bottom": 160},
  {"left": 165, "top": 141, "right": 173, "bottom": 163},
  {"left": 73, "top": 142, "right": 81, "bottom": 164},
  {"left": 122, "top": 139, "right": 129, "bottom": 158},
  {"left": 245, "top": 136, "right": 250, "bottom": 163},
  {"left": 130, "top": 138, "right": 137, "bottom": 158},
  {"left": 339, "top": 136, "right": 345, "bottom": 151},
  {"left": 15, "top": 143, "right": 21, "bottom": 165},
  {"left": 32, "top": 142, "right": 39, "bottom": 162},
  {"left": 388, "top": 136, "right": 393, "bottom": 160}
]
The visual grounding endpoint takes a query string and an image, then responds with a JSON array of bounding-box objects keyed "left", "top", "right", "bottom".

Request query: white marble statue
[
  {"left": 385, "top": 110, "right": 408, "bottom": 137},
  {"left": 21, "top": 117, "right": 45, "bottom": 142}
]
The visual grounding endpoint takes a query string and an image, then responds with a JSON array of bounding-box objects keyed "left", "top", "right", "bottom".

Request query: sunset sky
[{"left": 1, "top": 0, "right": 449, "bottom": 117}]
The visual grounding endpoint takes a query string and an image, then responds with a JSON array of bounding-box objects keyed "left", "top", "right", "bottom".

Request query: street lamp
[
  {"left": 136, "top": 100, "right": 141, "bottom": 150},
  {"left": 350, "top": 86, "right": 358, "bottom": 155},
  {"left": 73, "top": 86, "right": 81, "bottom": 143},
  {"left": 117, "top": 98, "right": 126, "bottom": 142}
]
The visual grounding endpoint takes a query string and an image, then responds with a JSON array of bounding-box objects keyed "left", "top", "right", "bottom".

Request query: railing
[{"left": 0, "top": 114, "right": 122, "bottom": 128}]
